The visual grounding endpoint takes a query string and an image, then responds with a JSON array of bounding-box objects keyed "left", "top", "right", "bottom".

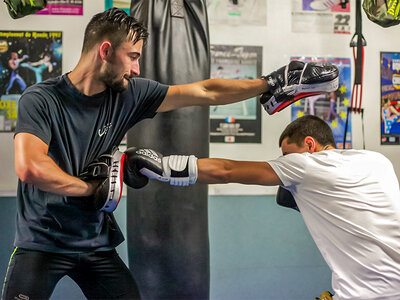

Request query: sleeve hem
[
  {"left": 268, "top": 161, "right": 290, "bottom": 187},
  {"left": 143, "top": 85, "right": 169, "bottom": 119},
  {"left": 14, "top": 127, "right": 50, "bottom": 145}
]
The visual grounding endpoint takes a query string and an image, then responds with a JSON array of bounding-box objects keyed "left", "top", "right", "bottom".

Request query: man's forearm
[
  {"left": 203, "top": 78, "right": 267, "bottom": 106},
  {"left": 158, "top": 78, "right": 268, "bottom": 112},
  {"left": 19, "top": 156, "right": 94, "bottom": 197},
  {"left": 196, "top": 158, "right": 232, "bottom": 184},
  {"left": 117, "top": 147, "right": 282, "bottom": 187},
  {"left": 197, "top": 158, "right": 282, "bottom": 186}
]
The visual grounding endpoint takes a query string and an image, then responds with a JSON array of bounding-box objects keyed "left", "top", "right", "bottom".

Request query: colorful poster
[
  {"left": 292, "top": 0, "right": 351, "bottom": 34},
  {"left": 207, "top": 0, "right": 266, "bottom": 25},
  {"left": 0, "top": 31, "right": 62, "bottom": 132},
  {"left": 290, "top": 57, "right": 352, "bottom": 149},
  {"left": 36, "top": 0, "right": 83, "bottom": 15},
  {"left": 105, "top": 0, "right": 130, "bottom": 13},
  {"left": 380, "top": 52, "right": 400, "bottom": 145},
  {"left": 210, "top": 44, "right": 262, "bottom": 143}
]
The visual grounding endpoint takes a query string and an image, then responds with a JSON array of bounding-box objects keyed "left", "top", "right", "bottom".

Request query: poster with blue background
[
  {"left": 291, "top": 56, "right": 352, "bottom": 149},
  {"left": 0, "top": 31, "right": 62, "bottom": 132},
  {"left": 381, "top": 52, "right": 400, "bottom": 145}
]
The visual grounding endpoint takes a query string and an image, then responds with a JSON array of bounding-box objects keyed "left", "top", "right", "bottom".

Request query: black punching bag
[{"left": 127, "top": 1, "right": 210, "bottom": 299}]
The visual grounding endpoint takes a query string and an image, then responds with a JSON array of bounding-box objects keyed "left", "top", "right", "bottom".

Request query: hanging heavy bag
[
  {"left": 363, "top": 0, "right": 400, "bottom": 27},
  {"left": 4, "top": 0, "right": 47, "bottom": 19}
]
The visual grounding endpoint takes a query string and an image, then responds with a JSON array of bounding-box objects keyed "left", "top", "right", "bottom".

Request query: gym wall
[
  {"left": 0, "top": 1, "right": 398, "bottom": 299},
  {"left": 1, "top": 2, "right": 399, "bottom": 195}
]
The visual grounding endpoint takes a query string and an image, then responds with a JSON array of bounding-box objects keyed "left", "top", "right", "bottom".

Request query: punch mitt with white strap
[
  {"left": 79, "top": 148, "right": 124, "bottom": 213},
  {"left": 261, "top": 61, "right": 339, "bottom": 115},
  {"left": 124, "top": 147, "right": 198, "bottom": 186}
]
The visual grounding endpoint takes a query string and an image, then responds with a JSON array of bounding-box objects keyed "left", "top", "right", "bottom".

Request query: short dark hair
[
  {"left": 279, "top": 115, "right": 336, "bottom": 148},
  {"left": 82, "top": 8, "right": 148, "bottom": 53}
]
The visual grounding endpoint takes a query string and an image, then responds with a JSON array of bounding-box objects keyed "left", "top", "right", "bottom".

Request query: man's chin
[{"left": 109, "top": 80, "right": 128, "bottom": 93}]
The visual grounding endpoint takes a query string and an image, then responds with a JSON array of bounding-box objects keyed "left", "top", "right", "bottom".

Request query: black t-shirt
[{"left": 14, "top": 74, "right": 168, "bottom": 253}]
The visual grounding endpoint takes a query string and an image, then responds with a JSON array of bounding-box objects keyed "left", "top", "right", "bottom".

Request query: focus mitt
[
  {"left": 276, "top": 186, "right": 299, "bottom": 212},
  {"left": 261, "top": 61, "right": 339, "bottom": 114},
  {"left": 79, "top": 148, "right": 124, "bottom": 213}
]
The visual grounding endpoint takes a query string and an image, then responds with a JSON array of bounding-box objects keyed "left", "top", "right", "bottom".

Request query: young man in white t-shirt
[{"left": 131, "top": 115, "right": 400, "bottom": 300}]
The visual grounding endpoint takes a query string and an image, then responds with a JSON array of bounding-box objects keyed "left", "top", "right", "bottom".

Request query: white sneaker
[{"left": 310, "top": 0, "right": 341, "bottom": 11}]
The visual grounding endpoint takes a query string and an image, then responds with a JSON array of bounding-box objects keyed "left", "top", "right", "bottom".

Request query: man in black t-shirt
[
  {"left": 2, "top": 8, "right": 339, "bottom": 300},
  {"left": 2, "top": 8, "right": 271, "bottom": 300}
]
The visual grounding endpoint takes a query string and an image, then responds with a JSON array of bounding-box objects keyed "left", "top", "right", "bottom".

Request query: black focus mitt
[
  {"left": 79, "top": 148, "right": 124, "bottom": 213},
  {"left": 261, "top": 61, "right": 339, "bottom": 115},
  {"left": 276, "top": 186, "right": 299, "bottom": 212}
]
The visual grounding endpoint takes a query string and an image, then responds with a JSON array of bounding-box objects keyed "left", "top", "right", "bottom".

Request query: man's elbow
[{"left": 15, "top": 163, "right": 41, "bottom": 184}]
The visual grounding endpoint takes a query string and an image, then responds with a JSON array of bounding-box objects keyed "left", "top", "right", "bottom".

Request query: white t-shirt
[{"left": 268, "top": 149, "right": 400, "bottom": 300}]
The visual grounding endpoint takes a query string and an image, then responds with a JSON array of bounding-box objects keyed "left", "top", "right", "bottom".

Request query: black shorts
[{"left": 1, "top": 247, "right": 140, "bottom": 300}]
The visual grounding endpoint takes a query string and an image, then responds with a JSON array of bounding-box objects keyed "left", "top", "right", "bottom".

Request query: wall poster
[
  {"left": 105, "top": 0, "right": 130, "bottom": 13},
  {"left": 381, "top": 52, "right": 400, "bottom": 145},
  {"left": 0, "top": 31, "right": 63, "bottom": 132},
  {"left": 292, "top": 0, "right": 351, "bottom": 34},
  {"left": 290, "top": 56, "right": 352, "bottom": 149},
  {"left": 206, "top": 0, "right": 266, "bottom": 26},
  {"left": 210, "top": 44, "right": 262, "bottom": 143},
  {"left": 36, "top": 0, "right": 83, "bottom": 15}
]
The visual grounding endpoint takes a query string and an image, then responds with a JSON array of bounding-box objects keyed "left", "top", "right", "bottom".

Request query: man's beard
[{"left": 100, "top": 65, "right": 128, "bottom": 93}]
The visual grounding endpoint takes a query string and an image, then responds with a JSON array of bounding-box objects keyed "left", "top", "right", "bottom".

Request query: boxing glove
[{"left": 123, "top": 147, "right": 198, "bottom": 187}]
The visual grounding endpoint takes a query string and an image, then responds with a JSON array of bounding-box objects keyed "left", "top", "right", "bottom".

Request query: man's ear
[
  {"left": 304, "top": 136, "right": 317, "bottom": 153},
  {"left": 99, "top": 41, "right": 113, "bottom": 61}
]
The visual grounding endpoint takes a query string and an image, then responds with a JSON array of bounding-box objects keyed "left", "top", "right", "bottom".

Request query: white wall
[
  {"left": 1, "top": 0, "right": 399, "bottom": 197},
  {"left": 208, "top": 0, "right": 400, "bottom": 195}
]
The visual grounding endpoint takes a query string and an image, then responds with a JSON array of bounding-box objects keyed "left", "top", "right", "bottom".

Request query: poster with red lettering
[
  {"left": 210, "top": 44, "right": 262, "bottom": 143},
  {"left": 36, "top": 0, "right": 83, "bottom": 15},
  {"left": 292, "top": 0, "right": 351, "bottom": 34}
]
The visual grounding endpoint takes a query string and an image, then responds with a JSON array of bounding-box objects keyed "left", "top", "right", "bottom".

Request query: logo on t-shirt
[{"left": 98, "top": 123, "right": 112, "bottom": 137}]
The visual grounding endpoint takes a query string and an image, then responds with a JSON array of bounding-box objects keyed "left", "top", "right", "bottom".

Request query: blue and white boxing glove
[{"left": 123, "top": 147, "right": 198, "bottom": 186}]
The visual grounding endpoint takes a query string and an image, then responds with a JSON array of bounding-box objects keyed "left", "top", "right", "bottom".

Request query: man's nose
[{"left": 131, "top": 61, "right": 140, "bottom": 76}]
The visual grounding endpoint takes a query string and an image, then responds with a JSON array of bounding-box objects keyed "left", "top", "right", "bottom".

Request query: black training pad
[
  {"left": 128, "top": 1, "right": 210, "bottom": 299},
  {"left": 276, "top": 186, "right": 299, "bottom": 212}
]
